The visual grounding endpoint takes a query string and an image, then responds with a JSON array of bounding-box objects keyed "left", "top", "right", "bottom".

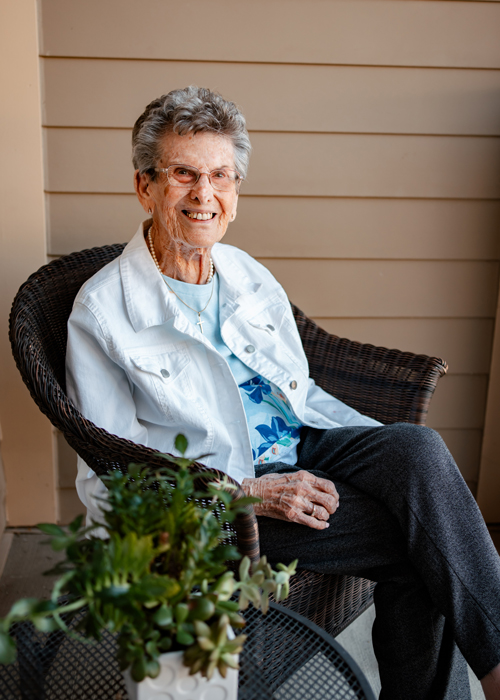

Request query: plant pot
[{"left": 123, "top": 651, "right": 239, "bottom": 700}]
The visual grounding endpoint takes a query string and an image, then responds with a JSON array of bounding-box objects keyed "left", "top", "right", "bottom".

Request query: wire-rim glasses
[{"left": 154, "top": 164, "right": 243, "bottom": 192}]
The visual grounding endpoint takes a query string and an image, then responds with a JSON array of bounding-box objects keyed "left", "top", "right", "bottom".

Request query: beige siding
[
  {"left": 48, "top": 194, "right": 500, "bottom": 260},
  {"left": 37, "top": 0, "right": 500, "bottom": 520},
  {"left": 260, "top": 260, "right": 498, "bottom": 318},
  {"left": 45, "top": 129, "right": 500, "bottom": 199},
  {"left": 39, "top": 0, "right": 500, "bottom": 68},
  {"left": 43, "top": 59, "right": 500, "bottom": 135}
]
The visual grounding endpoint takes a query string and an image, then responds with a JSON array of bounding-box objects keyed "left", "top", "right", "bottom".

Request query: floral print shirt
[
  {"left": 161, "top": 273, "right": 302, "bottom": 467},
  {"left": 239, "top": 376, "right": 302, "bottom": 466}
]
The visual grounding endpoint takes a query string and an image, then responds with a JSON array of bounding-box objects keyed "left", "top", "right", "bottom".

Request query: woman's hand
[{"left": 241, "top": 471, "right": 339, "bottom": 530}]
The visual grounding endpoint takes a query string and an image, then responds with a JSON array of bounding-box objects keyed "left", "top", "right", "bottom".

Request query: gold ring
[{"left": 311, "top": 504, "right": 317, "bottom": 517}]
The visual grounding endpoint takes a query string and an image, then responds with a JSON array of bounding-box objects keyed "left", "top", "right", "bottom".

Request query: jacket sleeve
[
  {"left": 66, "top": 301, "right": 149, "bottom": 446},
  {"left": 66, "top": 301, "right": 150, "bottom": 527},
  {"left": 305, "top": 378, "right": 382, "bottom": 427}
]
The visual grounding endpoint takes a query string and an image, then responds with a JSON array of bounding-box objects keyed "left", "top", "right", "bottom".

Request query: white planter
[{"left": 123, "top": 650, "right": 239, "bottom": 700}]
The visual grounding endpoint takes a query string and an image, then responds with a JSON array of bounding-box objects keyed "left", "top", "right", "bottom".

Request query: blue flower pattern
[{"left": 239, "top": 375, "right": 302, "bottom": 465}]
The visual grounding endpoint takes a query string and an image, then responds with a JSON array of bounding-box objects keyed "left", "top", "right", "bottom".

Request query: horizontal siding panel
[
  {"left": 313, "top": 318, "right": 494, "bottom": 375},
  {"left": 260, "top": 259, "right": 498, "bottom": 318},
  {"left": 229, "top": 197, "right": 500, "bottom": 259},
  {"left": 436, "top": 429, "right": 483, "bottom": 483},
  {"left": 40, "top": 0, "right": 500, "bottom": 68},
  {"left": 47, "top": 194, "right": 143, "bottom": 254},
  {"left": 47, "top": 194, "right": 500, "bottom": 261},
  {"left": 45, "top": 129, "right": 500, "bottom": 199},
  {"left": 42, "top": 58, "right": 500, "bottom": 136},
  {"left": 426, "top": 375, "right": 488, "bottom": 429}
]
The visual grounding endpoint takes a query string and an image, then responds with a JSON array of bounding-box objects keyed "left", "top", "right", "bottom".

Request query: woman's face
[{"left": 138, "top": 131, "right": 240, "bottom": 251}]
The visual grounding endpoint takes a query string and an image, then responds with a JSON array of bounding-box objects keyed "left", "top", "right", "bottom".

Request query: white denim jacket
[{"left": 66, "top": 222, "right": 380, "bottom": 522}]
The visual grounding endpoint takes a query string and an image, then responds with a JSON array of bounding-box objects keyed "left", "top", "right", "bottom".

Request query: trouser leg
[{"left": 255, "top": 423, "right": 500, "bottom": 698}]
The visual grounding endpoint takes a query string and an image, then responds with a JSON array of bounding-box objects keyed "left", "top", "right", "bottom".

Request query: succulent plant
[{"left": 0, "top": 436, "right": 296, "bottom": 681}]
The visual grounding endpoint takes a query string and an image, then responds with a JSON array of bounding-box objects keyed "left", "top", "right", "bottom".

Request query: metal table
[{"left": 0, "top": 602, "right": 375, "bottom": 699}]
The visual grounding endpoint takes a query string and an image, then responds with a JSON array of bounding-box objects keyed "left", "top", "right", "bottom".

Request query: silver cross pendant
[{"left": 197, "top": 313, "right": 204, "bottom": 333}]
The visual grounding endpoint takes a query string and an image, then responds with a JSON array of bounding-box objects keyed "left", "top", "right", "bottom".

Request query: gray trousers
[{"left": 255, "top": 424, "right": 500, "bottom": 700}]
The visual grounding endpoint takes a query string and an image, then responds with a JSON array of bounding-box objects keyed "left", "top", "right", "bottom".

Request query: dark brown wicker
[{"left": 9, "top": 243, "right": 447, "bottom": 638}]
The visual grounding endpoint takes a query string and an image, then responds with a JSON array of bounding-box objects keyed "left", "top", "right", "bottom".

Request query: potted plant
[{"left": 0, "top": 435, "right": 296, "bottom": 699}]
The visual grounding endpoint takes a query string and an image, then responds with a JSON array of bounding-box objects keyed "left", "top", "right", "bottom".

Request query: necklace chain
[{"left": 147, "top": 226, "right": 215, "bottom": 334}]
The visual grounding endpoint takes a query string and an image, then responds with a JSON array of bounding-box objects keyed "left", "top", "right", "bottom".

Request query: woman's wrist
[{"left": 241, "top": 477, "right": 264, "bottom": 515}]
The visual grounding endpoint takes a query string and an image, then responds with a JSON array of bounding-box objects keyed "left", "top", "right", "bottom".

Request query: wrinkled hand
[{"left": 241, "top": 471, "right": 339, "bottom": 531}]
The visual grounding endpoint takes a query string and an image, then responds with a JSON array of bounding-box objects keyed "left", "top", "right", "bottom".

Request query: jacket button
[
  {"left": 290, "top": 380, "right": 297, "bottom": 390},
  {"left": 245, "top": 345, "right": 256, "bottom": 353},
  {"left": 267, "top": 324, "right": 275, "bottom": 331},
  {"left": 160, "top": 369, "right": 170, "bottom": 378}
]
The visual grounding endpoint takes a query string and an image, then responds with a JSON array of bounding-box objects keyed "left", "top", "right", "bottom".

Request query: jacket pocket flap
[
  {"left": 129, "top": 350, "right": 190, "bottom": 381},
  {"left": 247, "top": 302, "right": 287, "bottom": 334}
]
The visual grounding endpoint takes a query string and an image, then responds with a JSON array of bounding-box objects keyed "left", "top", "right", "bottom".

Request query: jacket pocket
[
  {"left": 130, "top": 348, "right": 190, "bottom": 383},
  {"left": 128, "top": 348, "right": 193, "bottom": 422}
]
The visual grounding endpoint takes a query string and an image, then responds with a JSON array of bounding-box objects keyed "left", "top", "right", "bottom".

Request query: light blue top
[{"left": 163, "top": 272, "right": 301, "bottom": 465}]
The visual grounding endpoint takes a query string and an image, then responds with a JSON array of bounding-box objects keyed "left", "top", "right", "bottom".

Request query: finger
[
  {"left": 295, "top": 511, "right": 331, "bottom": 531},
  {"left": 307, "top": 503, "right": 331, "bottom": 521},
  {"left": 301, "top": 486, "right": 338, "bottom": 514},
  {"left": 296, "top": 471, "right": 338, "bottom": 498}
]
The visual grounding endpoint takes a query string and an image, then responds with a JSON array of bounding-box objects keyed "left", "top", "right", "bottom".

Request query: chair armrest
[{"left": 292, "top": 304, "right": 447, "bottom": 426}]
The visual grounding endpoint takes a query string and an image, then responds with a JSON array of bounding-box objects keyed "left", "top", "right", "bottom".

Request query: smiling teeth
[{"left": 186, "top": 211, "right": 213, "bottom": 220}]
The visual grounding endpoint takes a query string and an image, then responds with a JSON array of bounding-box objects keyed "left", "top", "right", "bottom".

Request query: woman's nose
[{"left": 190, "top": 172, "right": 213, "bottom": 201}]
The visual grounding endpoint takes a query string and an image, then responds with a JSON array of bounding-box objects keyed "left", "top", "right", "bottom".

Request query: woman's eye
[{"left": 212, "top": 170, "right": 227, "bottom": 179}]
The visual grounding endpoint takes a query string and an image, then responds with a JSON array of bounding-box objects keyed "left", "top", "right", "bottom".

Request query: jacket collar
[{"left": 120, "top": 221, "right": 260, "bottom": 333}]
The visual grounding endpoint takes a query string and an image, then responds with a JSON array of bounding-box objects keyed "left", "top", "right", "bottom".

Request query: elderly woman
[{"left": 66, "top": 87, "right": 500, "bottom": 700}]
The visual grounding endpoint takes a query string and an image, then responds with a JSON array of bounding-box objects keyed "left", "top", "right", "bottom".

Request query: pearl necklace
[
  {"left": 147, "top": 226, "right": 215, "bottom": 334},
  {"left": 147, "top": 226, "right": 214, "bottom": 283}
]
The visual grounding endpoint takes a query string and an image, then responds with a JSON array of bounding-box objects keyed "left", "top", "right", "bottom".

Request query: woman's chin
[{"left": 179, "top": 223, "right": 228, "bottom": 248}]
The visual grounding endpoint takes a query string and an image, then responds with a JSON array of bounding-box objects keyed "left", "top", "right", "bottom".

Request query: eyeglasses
[{"left": 154, "top": 164, "right": 243, "bottom": 192}]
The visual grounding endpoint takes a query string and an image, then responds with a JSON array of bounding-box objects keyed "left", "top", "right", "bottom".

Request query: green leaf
[
  {"left": 177, "top": 629, "right": 195, "bottom": 646},
  {"left": 131, "top": 656, "right": 147, "bottom": 683},
  {"left": 127, "top": 463, "right": 143, "bottom": 479},
  {"left": 175, "top": 603, "right": 189, "bottom": 624},
  {"left": 174, "top": 434, "right": 188, "bottom": 456},
  {"left": 191, "top": 597, "right": 215, "bottom": 622},
  {"left": 0, "top": 632, "right": 17, "bottom": 664},
  {"left": 9, "top": 598, "right": 39, "bottom": 618},
  {"left": 238, "top": 557, "right": 250, "bottom": 582},
  {"left": 198, "top": 637, "right": 215, "bottom": 651},
  {"left": 32, "top": 616, "right": 58, "bottom": 633},
  {"left": 153, "top": 604, "right": 173, "bottom": 628},
  {"left": 145, "top": 659, "right": 160, "bottom": 678},
  {"left": 68, "top": 514, "right": 84, "bottom": 533},
  {"left": 145, "top": 640, "right": 158, "bottom": 657},
  {"left": 37, "top": 523, "right": 65, "bottom": 537},
  {"left": 158, "top": 637, "right": 172, "bottom": 652},
  {"left": 193, "top": 620, "right": 211, "bottom": 637}
]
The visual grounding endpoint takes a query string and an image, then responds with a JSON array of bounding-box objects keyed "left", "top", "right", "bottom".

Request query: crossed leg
[{"left": 255, "top": 424, "right": 500, "bottom": 700}]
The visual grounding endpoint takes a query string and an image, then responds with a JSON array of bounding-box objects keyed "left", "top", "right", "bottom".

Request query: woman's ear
[
  {"left": 230, "top": 194, "right": 238, "bottom": 222},
  {"left": 134, "top": 170, "right": 154, "bottom": 214}
]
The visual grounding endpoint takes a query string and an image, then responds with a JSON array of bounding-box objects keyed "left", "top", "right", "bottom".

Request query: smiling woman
[
  {"left": 135, "top": 131, "right": 240, "bottom": 285},
  {"left": 65, "top": 86, "right": 500, "bottom": 700}
]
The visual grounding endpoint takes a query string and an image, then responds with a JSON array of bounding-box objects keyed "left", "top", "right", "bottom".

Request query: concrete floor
[{"left": 0, "top": 531, "right": 492, "bottom": 698}]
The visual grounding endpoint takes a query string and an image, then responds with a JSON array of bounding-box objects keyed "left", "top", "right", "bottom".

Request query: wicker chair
[{"left": 9, "top": 243, "right": 448, "bottom": 638}]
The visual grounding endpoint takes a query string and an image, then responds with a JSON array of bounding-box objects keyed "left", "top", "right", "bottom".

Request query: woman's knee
[{"left": 378, "top": 423, "right": 454, "bottom": 476}]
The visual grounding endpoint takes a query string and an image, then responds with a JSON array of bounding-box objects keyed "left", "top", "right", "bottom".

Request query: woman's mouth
[{"left": 183, "top": 210, "right": 216, "bottom": 221}]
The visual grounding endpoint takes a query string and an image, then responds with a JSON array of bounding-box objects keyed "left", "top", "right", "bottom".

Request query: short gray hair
[{"left": 132, "top": 86, "right": 251, "bottom": 180}]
